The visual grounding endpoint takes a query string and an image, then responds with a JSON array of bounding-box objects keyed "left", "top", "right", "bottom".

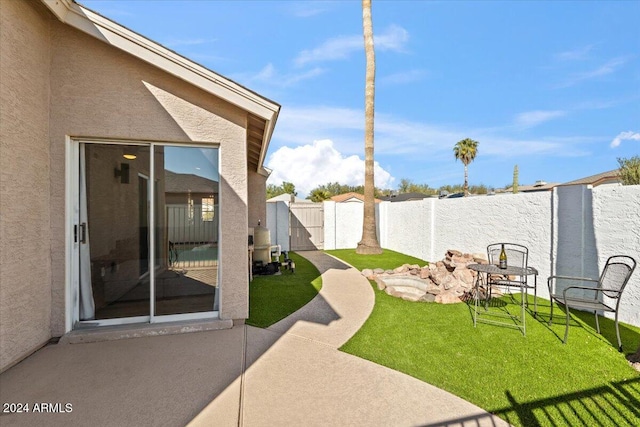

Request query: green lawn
[
  {"left": 246, "top": 252, "right": 322, "bottom": 328},
  {"left": 327, "top": 249, "right": 640, "bottom": 427}
]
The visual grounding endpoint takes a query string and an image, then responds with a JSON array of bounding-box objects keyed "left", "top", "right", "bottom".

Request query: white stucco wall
[
  {"left": 322, "top": 186, "right": 639, "bottom": 325},
  {"left": 433, "top": 192, "right": 553, "bottom": 298},
  {"left": 266, "top": 201, "right": 291, "bottom": 252},
  {"left": 591, "top": 185, "right": 640, "bottom": 325},
  {"left": 335, "top": 202, "right": 366, "bottom": 249},
  {"left": 379, "top": 199, "right": 433, "bottom": 262}
]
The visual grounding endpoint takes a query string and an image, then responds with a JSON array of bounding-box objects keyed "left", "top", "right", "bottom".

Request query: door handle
[{"left": 79, "top": 223, "right": 87, "bottom": 244}]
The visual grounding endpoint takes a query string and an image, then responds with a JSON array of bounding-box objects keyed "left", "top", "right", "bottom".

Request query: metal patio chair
[
  {"left": 487, "top": 243, "right": 538, "bottom": 309},
  {"left": 547, "top": 255, "right": 636, "bottom": 352},
  {"left": 484, "top": 243, "right": 537, "bottom": 334}
]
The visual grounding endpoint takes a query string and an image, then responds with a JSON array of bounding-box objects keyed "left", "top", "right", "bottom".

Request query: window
[{"left": 202, "top": 196, "right": 215, "bottom": 222}]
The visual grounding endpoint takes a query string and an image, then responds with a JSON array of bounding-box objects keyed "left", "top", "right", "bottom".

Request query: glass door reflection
[
  {"left": 78, "top": 143, "right": 219, "bottom": 324},
  {"left": 154, "top": 146, "right": 219, "bottom": 316},
  {"left": 80, "top": 144, "right": 151, "bottom": 320}
]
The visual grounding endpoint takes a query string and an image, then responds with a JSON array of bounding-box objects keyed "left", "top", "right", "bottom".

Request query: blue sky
[{"left": 84, "top": 0, "right": 639, "bottom": 196}]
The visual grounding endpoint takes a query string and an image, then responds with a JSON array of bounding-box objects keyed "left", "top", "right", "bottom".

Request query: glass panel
[
  {"left": 154, "top": 146, "right": 219, "bottom": 315},
  {"left": 81, "top": 144, "right": 151, "bottom": 320}
]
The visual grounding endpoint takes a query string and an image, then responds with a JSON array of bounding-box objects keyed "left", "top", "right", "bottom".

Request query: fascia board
[
  {"left": 257, "top": 107, "right": 280, "bottom": 175},
  {"left": 41, "top": 0, "right": 279, "bottom": 122}
]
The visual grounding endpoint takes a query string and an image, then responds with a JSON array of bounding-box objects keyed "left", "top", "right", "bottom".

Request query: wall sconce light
[
  {"left": 123, "top": 154, "right": 137, "bottom": 160},
  {"left": 114, "top": 163, "right": 130, "bottom": 184}
]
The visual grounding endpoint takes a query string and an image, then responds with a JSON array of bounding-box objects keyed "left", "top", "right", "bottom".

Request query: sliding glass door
[{"left": 74, "top": 141, "right": 219, "bottom": 326}]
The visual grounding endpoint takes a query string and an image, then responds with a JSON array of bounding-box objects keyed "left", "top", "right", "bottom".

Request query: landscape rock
[{"left": 362, "top": 249, "right": 483, "bottom": 304}]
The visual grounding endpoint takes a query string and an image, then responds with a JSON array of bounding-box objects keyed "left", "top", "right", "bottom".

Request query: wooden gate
[{"left": 289, "top": 203, "right": 324, "bottom": 250}]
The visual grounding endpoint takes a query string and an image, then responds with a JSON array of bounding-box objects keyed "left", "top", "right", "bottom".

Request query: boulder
[
  {"left": 362, "top": 249, "right": 482, "bottom": 305},
  {"left": 435, "top": 293, "right": 461, "bottom": 304},
  {"left": 362, "top": 268, "right": 374, "bottom": 278},
  {"left": 393, "top": 265, "right": 406, "bottom": 273}
]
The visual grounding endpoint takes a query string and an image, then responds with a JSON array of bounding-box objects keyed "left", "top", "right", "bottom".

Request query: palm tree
[
  {"left": 453, "top": 138, "right": 479, "bottom": 197},
  {"left": 356, "top": 0, "right": 382, "bottom": 254}
]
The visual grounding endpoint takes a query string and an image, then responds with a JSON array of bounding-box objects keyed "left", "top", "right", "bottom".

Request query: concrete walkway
[{"left": 0, "top": 251, "right": 508, "bottom": 426}]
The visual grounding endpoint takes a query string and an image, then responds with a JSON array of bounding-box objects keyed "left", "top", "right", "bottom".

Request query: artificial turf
[
  {"left": 327, "top": 249, "right": 640, "bottom": 427},
  {"left": 246, "top": 252, "right": 322, "bottom": 328}
]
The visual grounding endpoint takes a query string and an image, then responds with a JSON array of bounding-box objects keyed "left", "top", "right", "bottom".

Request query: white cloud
[
  {"left": 235, "top": 63, "right": 326, "bottom": 88},
  {"left": 554, "top": 45, "right": 594, "bottom": 61},
  {"left": 273, "top": 105, "right": 462, "bottom": 157},
  {"left": 294, "top": 25, "right": 409, "bottom": 67},
  {"left": 610, "top": 131, "right": 640, "bottom": 148},
  {"left": 271, "top": 105, "right": 593, "bottom": 164},
  {"left": 375, "top": 25, "right": 410, "bottom": 52},
  {"left": 514, "top": 110, "right": 567, "bottom": 128},
  {"left": 557, "top": 56, "right": 631, "bottom": 88},
  {"left": 285, "top": 1, "right": 333, "bottom": 18},
  {"left": 379, "top": 69, "right": 428, "bottom": 85},
  {"left": 266, "top": 139, "right": 394, "bottom": 196}
]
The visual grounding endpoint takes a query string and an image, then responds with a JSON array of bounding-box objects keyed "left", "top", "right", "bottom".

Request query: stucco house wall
[
  {"left": 1, "top": 0, "right": 278, "bottom": 372},
  {"left": 248, "top": 170, "right": 267, "bottom": 228},
  {"left": 0, "top": 0, "right": 54, "bottom": 373},
  {"left": 46, "top": 14, "right": 250, "bottom": 334}
]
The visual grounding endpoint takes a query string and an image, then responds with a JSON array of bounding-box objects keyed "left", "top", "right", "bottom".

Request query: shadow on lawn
[
  {"left": 416, "top": 377, "right": 640, "bottom": 427},
  {"left": 496, "top": 377, "right": 640, "bottom": 427},
  {"left": 534, "top": 301, "right": 640, "bottom": 354}
]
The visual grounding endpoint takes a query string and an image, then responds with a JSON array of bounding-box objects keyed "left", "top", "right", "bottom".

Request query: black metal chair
[
  {"left": 547, "top": 255, "right": 636, "bottom": 352},
  {"left": 485, "top": 243, "right": 537, "bottom": 334}
]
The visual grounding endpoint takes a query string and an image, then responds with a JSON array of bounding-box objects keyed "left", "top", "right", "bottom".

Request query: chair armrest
[
  {"left": 547, "top": 275, "right": 599, "bottom": 283},
  {"left": 547, "top": 275, "right": 599, "bottom": 295},
  {"left": 561, "top": 286, "right": 622, "bottom": 303}
]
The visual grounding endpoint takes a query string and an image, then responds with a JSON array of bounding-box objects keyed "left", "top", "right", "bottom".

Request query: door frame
[{"left": 66, "top": 138, "right": 221, "bottom": 332}]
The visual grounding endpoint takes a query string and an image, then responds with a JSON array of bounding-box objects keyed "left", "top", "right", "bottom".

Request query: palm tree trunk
[
  {"left": 356, "top": 0, "right": 382, "bottom": 255},
  {"left": 464, "top": 163, "right": 469, "bottom": 196}
]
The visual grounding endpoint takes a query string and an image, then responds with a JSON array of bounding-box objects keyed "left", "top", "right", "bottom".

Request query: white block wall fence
[{"left": 267, "top": 185, "right": 640, "bottom": 326}]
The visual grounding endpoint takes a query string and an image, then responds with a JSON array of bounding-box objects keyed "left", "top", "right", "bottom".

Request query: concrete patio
[{"left": 0, "top": 251, "right": 508, "bottom": 426}]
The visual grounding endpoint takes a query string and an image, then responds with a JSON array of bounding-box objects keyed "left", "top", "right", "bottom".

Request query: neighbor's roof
[
  {"left": 267, "top": 194, "right": 313, "bottom": 203},
  {"left": 165, "top": 170, "right": 218, "bottom": 194},
  {"left": 560, "top": 169, "right": 621, "bottom": 187},
  {"left": 330, "top": 192, "right": 382, "bottom": 203},
  {"left": 379, "top": 192, "right": 431, "bottom": 202},
  {"left": 504, "top": 182, "right": 559, "bottom": 193},
  {"left": 41, "top": 0, "right": 280, "bottom": 176}
]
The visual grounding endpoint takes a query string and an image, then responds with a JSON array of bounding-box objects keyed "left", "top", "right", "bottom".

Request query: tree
[
  {"left": 397, "top": 178, "right": 436, "bottom": 195},
  {"left": 513, "top": 164, "right": 519, "bottom": 194},
  {"left": 307, "top": 188, "right": 332, "bottom": 202},
  {"left": 356, "top": 0, "right": 382, "bottom": 255},
  {"left": 453, "top": 138, "right": 479, "bottom": 197},
  {"left": 618, "top": 156, "right": 640, "bottom": 185},
  {"left": 282, "top": 182, "right": 297, "bottom": 196},
  {"left": 398, "top": 178, "right": 411, "bottom": 193},
  {"left": 266, "top": 181, "right": 296, "bottom": 199}
]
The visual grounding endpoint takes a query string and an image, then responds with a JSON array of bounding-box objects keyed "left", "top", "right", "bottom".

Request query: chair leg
[
  {"left": 615, "top": 312, "right": 622, "bottom": 353},
  {"left": 594, "top": 312, "right": 600, "bottom": 334},
  {"left": 548, "top": 300, "right": 554, "bottom": 326},
  {"left": 473, "top": 276, "right": 479, "bottom": 327},
  {"left": 563, "top": 303, "right": 571, "bottom": 344},
  {"left": 521, "top": 286, "right": 526, "bottom": 336},
  {"left": 533, "top": 276, "right": 538, "bottom": 318}
]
